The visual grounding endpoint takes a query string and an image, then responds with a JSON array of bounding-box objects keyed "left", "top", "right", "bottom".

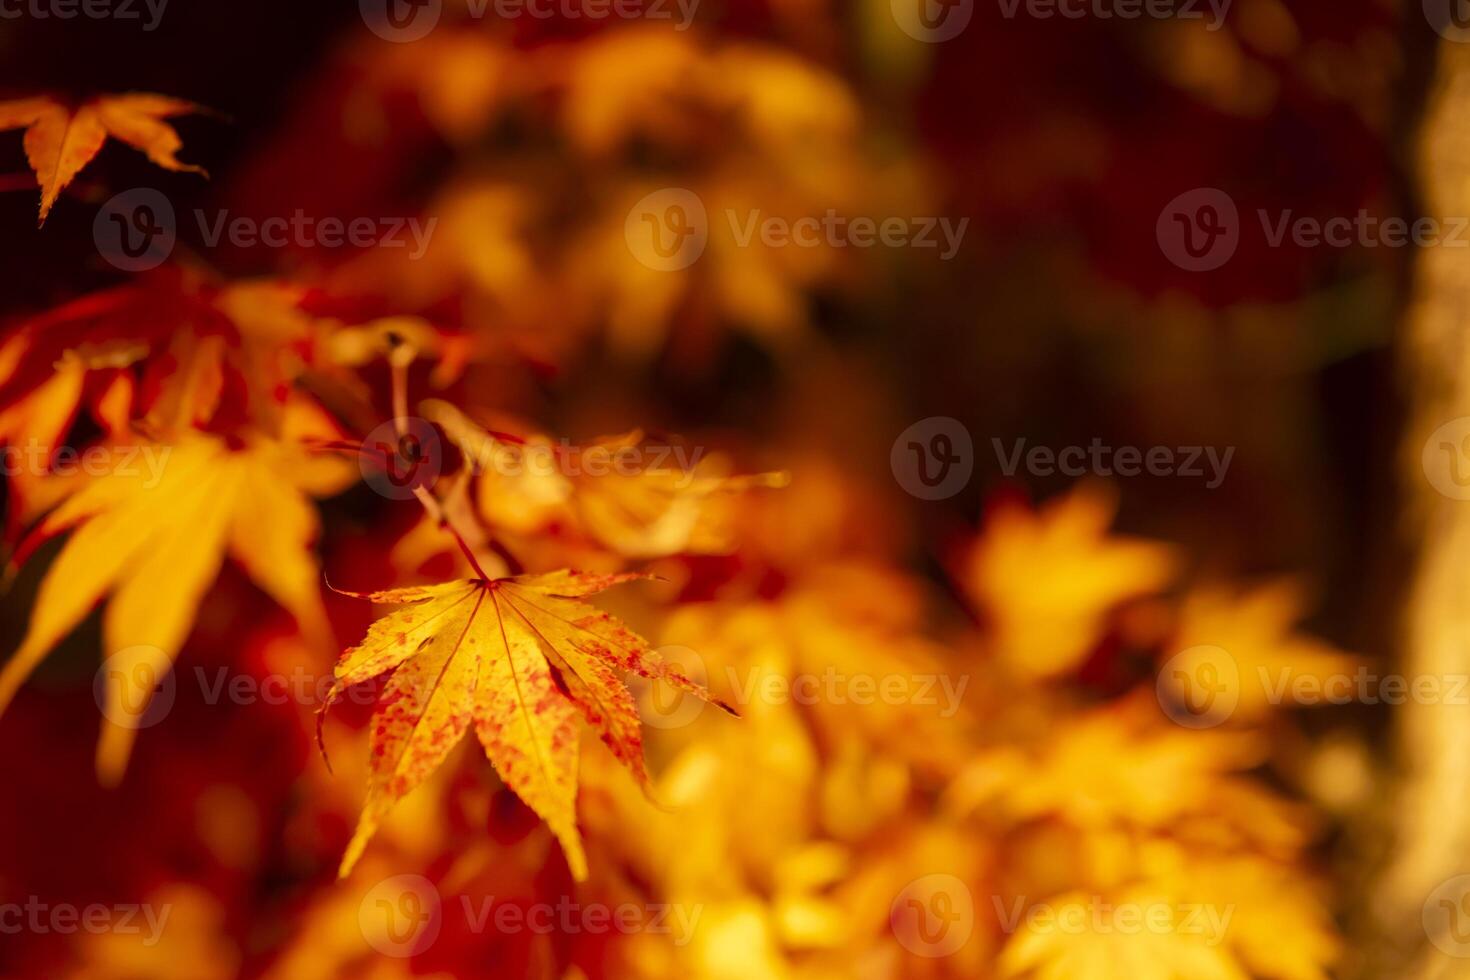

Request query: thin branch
[{"left": 388, "top": 341, "right": 506, "bottom": 581}]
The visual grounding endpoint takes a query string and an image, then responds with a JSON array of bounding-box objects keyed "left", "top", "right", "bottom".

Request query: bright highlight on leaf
[
  {"left": 0, "top": 92, "right": 206, "bottom": 225},
  {"left": 326, "top": 570, "right": 735, "bottom": 880}
]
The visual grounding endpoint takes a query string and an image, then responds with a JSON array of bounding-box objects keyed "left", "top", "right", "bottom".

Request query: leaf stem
[{"left": 388, "top": 343, "right": 505, "bottom": 581}]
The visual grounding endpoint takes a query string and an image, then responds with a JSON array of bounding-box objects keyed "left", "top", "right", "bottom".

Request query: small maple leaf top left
[{"left": 0, "top": 93, "right": 206, "bottom": 225}]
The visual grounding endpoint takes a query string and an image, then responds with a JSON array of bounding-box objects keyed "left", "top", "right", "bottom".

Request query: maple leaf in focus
[
  {"left": 0, "top": 404, "right": 351, "bottom": 784},
  {"left": 328, "top": 570, "right": 734, "bottom": 880},
  {"left": 0, "top": 93, "right": 206, "bottom": 225},
  {"left": 964, "top": 486, "right": 1177, "bottom": 680}
]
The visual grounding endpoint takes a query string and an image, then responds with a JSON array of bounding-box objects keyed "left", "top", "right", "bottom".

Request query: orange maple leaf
[
  {"left": 326, "top": 570, "right": 734, "bottom": 880},
  {"left": 0, "top": 93, "right": 206, "bottom": 225}
]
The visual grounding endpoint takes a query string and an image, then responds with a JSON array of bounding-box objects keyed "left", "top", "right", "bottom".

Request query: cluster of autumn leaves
[{"left": 0, "top": 15, "right": 1360, "bottom": 980}]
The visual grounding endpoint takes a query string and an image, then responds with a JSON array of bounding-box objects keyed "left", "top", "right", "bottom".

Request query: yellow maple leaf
[
  {"left": 964, "top": 486, "right": 1177, "bottom": 680},
  {"left": 559, "top": 28, "right": 709, "bottom": 158},
  {"left": 998, "top": 886, "right": 1248, "bottom": 980},
  {"left": 657, "top": 562, "right": 970, "bottom": 779},
  {"left": 1165, "top": 581, "right": 1358, "bottom": 724},
  {"left": 327, "top": 570, "right": 733, "bottom": 881},
  {"left": 1134, "top": 846, "right": 1341, "bottom": 980},
  {"left": 0, "top": 92, "right": 206, "bottom": 225},
  {"left": 991, "top": 707, "right": 1267, "bottom": 832},
  {"left": 0, "top": 415, "right": 349, "bottom": 784}
]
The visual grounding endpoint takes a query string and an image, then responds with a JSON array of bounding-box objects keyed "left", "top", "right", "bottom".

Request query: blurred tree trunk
[{"left": 1377, "top": 35, "right": 1470, "bottom": 980}]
